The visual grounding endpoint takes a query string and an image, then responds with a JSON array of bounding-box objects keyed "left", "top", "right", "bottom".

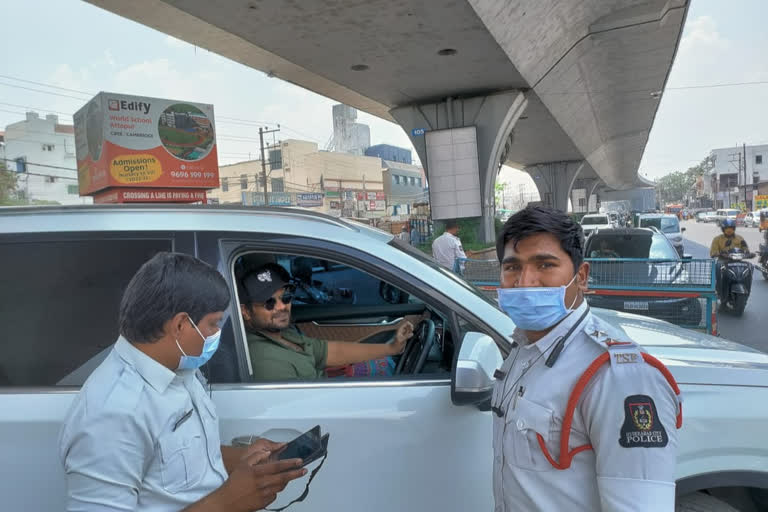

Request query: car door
[
  {"left": 0, "top": 229, "right": 191, "bottom": 510},
  {"left": 196, "top": 232, "right": 497, "bottom": 512}
]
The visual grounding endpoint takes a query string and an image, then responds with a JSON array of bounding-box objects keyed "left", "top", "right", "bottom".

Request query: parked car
[
  {"left": 579, "top": 213, "right": 612, "bottom": 237},
  {"left": 713, "top": 208, "right": 740, "bottom": 227},
  {"left": 743, "top": 211, "right": 758, "bottom": 228},
  {"left": 2, "top": 206, "right": 768, "bottom": 511},
  {"left": 584, "top": 228, "right": 701, "bottom": 326},
  {"left": 637, "top": 213, "right": 686, "bottom": 256}
]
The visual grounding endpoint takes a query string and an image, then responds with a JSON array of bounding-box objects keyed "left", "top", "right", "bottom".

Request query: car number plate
[{"left": 624, "top": 301, "right": 649, "bottom": 311}]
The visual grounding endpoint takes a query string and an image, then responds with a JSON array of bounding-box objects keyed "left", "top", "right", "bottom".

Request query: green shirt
[{"left": 246, "top": 327, "right": 328, "bottom": 381}]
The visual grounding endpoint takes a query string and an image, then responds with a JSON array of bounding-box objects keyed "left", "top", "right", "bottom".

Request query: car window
[
  {"left": 581, "top": 216, "right": 609, "bottom": 225},
  {"left": 233, "top": 251, "right": 453, "bottom": 383},
  {"left": 648, "top": 235, "right": 679, "bottom": 259},
  {"left": 639, "top": 216, "right": 679, "bottom": 234},
  {"left": 586, "top": 234, "right": 652, "bottom": 259},
  {"left": 0, "top": 235, "right": 173, "bottom": 387}
]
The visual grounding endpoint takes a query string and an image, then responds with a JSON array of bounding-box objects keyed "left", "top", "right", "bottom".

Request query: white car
[
  {"left": 579, "top": 213, "right": 613, "bottom": 237},
  {"left": 2, "top": 206, "right": 767, "bottom": 511}
]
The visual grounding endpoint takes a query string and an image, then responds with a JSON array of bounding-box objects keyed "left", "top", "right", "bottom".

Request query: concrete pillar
[
  {"left": 391, "top": 90, "right": 528, "bottom": 243},
  {"left": 525, "top": 161, "right": 584, "bottom": 211},
  {"left": 571, "top": 177, "right": 600, "bottom": 213}
]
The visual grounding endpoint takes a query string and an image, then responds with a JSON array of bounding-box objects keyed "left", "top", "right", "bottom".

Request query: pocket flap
[{"left": 514, "top": 396, "right": 554, "bottom": 436}]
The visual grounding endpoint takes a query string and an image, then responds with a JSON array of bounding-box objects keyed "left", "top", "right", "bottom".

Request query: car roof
[
  {"left": 0, "top": 204, "right": 394, "bottom": 243},
  {"left": 586, "top": 227, "right": 655, "bottom": 238}
]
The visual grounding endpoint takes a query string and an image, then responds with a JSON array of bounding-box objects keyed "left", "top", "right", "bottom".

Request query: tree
[
  {"left": 655, "top": 155, "right": 714, "bottom": 205},
  {"left": 0, "top": 160, "right": 19, "bottom": 205}
]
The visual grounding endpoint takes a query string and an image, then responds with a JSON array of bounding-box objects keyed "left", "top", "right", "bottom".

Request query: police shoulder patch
[{"left": 619, "top": 394, "right": 668, "bottom": 448}]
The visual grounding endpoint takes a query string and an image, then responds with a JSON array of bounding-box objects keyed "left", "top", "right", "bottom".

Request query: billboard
[
  {"left": 425, "top": 126, "right": 481, "bottom": 220},
  {"left": 755, "top": 195, "right": 768, "bottom": 209},
  {"left": 297, "top": 193, "right": 324, "bottom": 207},
  {"left": 93, "top": 188, "right": 208, "bottom": 204},
  {"left": 74, "top": 92, "right": 219, "bottom": 196}
]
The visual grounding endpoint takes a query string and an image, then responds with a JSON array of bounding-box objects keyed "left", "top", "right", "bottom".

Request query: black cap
[{"left": 240, "top": 263, "right": 291, "bottom": 304}]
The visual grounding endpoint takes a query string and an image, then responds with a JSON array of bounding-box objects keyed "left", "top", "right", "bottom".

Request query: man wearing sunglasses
[{"left": 240, "top": 263, "right": 414, "bottom": 381}]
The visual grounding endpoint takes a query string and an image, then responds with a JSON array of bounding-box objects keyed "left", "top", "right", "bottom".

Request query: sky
[{"left": 1, "top": 0, "right": 767, "bottom": 183}]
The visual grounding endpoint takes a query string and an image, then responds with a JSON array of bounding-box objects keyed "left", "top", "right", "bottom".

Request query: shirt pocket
[
  {"left": 158, "top": 431, "right": 206, "bottom": 494},
  {"left": 504, "top": 396, "right": 557, "bottom": 472}
]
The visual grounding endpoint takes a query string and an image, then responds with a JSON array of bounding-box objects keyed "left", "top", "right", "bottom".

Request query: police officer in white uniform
[
  {"left": 432, "top": 219, "right": 466, "bottom": 270},
  {"left": 59, "top": 253, "right": 307, "bottom": 512},
  {"left": 492, "top": 206, "right": 682, "bottom": 511}
]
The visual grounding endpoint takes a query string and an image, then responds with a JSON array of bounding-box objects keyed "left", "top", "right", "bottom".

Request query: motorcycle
[{"left": 717, "top": 247, "right": 755, "bottom": 316}]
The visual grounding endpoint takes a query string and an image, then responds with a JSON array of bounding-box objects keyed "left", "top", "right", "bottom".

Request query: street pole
[
  {"left": 258, "top": 127, "right": 268, "bottom": 206},
  {"left": 258, "top": 126, "right": 280, "bottom": 207},
  {"left": 744, "top": 143, "right": 748, "bottom": 206}
]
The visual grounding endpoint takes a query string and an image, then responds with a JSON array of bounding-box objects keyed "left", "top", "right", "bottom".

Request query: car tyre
[
  {"left": 732, "top": 293, "right": 748, "bottom": 316},
  {"left": 675, "top": 492, "right": 740, "bottom": 512}
]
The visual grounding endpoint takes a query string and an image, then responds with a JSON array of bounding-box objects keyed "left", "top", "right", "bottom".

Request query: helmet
[{"left": 721, "top": 218, "right": 736, "bottom": 231}]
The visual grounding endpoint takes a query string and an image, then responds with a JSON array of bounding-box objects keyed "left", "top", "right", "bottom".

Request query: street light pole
[{"left": 258, "top": 126, "right": 280, "bottom": 207}]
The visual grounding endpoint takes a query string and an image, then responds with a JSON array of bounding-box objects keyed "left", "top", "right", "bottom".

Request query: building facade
[
  {"left": 365, "top": 144, "right": 412, "bottom": 165},
  {"left": 3, "top": 112, "right": 91, "bottom": 204},
  {"left": 709, "top": 144, "right": 768, "bottom": 209},
  {"left": 208, "top": 139, "right": 387, "bottom": 217},
  {"left": 382, "top": 160, "right": 427, "bottom": 215}
]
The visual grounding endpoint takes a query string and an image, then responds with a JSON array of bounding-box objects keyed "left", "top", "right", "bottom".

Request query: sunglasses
[{"left": 257, "top": 290, "right": 294, "bottom": 311}]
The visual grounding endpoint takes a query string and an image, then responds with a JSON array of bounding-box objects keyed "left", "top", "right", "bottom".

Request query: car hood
[{"left": 592, "top": 308, "right": 768, "bottom": 387}]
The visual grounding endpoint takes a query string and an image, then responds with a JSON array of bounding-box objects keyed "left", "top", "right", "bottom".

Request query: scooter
[{"left": 718, "top": 247, "right": 755, "bottom": 316}]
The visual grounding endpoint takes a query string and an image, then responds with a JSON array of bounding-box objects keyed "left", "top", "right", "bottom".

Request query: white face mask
[{"left": 176, "top": 316, "right": 221, "bottom": 370}]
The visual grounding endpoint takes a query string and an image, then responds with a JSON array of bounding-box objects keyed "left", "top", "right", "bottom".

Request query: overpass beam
[
  {"left": 525, "top": 161, "right": 584, "bottom": 211},
  {"left": 391, "top": 90, "right": 528, "bottom": 243}
]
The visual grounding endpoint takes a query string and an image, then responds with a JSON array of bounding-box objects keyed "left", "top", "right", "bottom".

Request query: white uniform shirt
[
  {"left": 59, "top": 337, "right": 228, "bottom": 511},
  {"left": 432, "top": 231, "right": 466, "bottom": 270},
  {"left": 492, "top": 301, "right": 680, "bottom": 511}
]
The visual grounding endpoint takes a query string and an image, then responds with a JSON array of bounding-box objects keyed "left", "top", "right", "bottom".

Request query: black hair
[
  {"left": 119, "top": 252, "right": 230, "bottom": 343},
  {"left": 445, "top": 219, "right": 459, "bottom": 230},
  {"left": 496, "top": 205, "right": 584, "bottom": 272}
]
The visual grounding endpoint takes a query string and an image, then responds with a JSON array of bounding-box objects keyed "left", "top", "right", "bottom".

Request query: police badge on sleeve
[{"left": 619, "top": 394, "right": 668, "bottom": 448}]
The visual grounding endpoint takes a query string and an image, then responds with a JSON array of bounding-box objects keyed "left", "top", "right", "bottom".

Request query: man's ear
[
  {"left": 240, "top": 304, "right": 251, "bottom": 321},
  {"left": 577, "top": 262, "right": 590, "bottom": 292},
  {"left": 165, "top": 312, "right": 189, "bottom": 340}
]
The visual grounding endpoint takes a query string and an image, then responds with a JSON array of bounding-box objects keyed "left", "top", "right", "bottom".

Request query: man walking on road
[
  {"left": 492, "top": 206, "right": 682, "bottom": 511},
  {"left": 432, "top": 220, "right": 466, "bottom": 270}
]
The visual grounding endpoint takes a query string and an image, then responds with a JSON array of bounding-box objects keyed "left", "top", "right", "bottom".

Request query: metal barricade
[
  {"left": 586, "top": 258, "right": 717, "bottom": 334},
  {"left": 454, "top": 257, "right": 719, "bottom": 335}
]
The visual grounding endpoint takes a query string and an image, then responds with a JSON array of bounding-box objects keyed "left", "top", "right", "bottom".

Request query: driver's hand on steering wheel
[{"left": 388, "top": 321, "right": 414, "bottom": 355}]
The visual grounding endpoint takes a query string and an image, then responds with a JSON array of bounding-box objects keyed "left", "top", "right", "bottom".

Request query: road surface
[{"left": 681, "top": 219, "right": 767, "bottom": 352}]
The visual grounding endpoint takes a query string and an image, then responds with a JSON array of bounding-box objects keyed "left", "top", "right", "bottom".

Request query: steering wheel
[{"left": 394, "top": 319, "right": 436, "bottom": 375}]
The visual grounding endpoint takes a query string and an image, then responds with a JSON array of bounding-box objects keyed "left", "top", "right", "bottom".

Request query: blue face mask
[
  {"left": 176, "top": 316, "right": 221, "bottom": 371},
  {"left": 497, "top": 274, "right": 579, "bottom": 331}
]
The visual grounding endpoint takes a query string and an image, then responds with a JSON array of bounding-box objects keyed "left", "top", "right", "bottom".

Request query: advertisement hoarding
[
  {"left": 755, "top": 194, "right": 768, "bottom": 209},
  {"left": 297, "top": 193, "right": 324, "bottom": 207},
  {"left": 93, "top": 188, "right": 207, "bottom": 204},
  {"left": 74, "top": 92, "right": 219, "bottom": 197}
]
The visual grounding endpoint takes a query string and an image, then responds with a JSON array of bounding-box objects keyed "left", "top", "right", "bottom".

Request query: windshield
[
  {"left": 581, "top": 216, "right": 609, "bottom": 225},
  {"left": 640, "top": 217, "right": 680, "bottom": 234},
  {"left": 586, "top": 234, "right": 678, "bottom": 259}
]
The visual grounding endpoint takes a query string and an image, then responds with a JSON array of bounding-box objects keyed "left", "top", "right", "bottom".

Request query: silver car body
[{"left": 1, "top": 206, "right": 767, "bottom": 510}]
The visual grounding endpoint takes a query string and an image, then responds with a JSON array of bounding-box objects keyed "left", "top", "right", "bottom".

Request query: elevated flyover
[{"left": 89, "top": 0, "right": 688, "bottom": 241}]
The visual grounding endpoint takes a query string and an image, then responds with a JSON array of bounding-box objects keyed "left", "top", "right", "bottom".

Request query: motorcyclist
[{"left": 710, "top": 218, "right": 751, "bottom": 299}]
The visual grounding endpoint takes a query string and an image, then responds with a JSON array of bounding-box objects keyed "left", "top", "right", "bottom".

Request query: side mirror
[
  {"left": 681, "top": 227, "right": 687, "bottom": 232},
  {"left": 452, "top": 332, "right": 503, "bottom": 408}
]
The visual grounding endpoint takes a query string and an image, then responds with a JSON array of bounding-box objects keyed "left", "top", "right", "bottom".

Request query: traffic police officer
[{"left": 492, "top": 206, "right": 682, "bottom": 511}]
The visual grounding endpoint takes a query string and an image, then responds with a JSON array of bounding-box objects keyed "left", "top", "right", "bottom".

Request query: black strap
[
  {"left": 266, "top": 452, "right": 328, "bottom": 512},
  {"left": 545, "top": 306, "right": 591, "bottom": 368}
]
